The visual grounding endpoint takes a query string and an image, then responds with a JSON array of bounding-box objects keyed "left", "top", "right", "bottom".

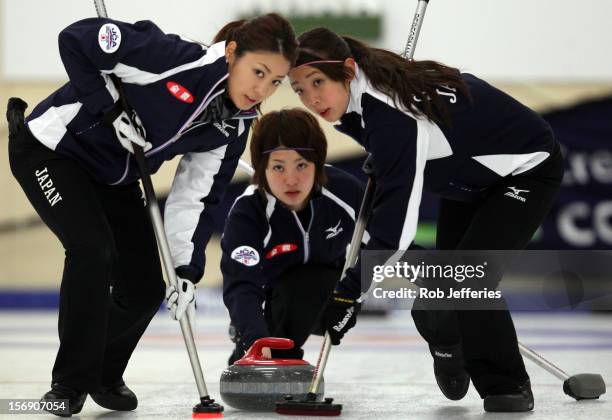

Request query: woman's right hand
[
  {"left": 111, "top": 109, "right": 152, "bottom": 153},
  {"left": 102, "top": 103, "right": 152, "bottom": 153}
]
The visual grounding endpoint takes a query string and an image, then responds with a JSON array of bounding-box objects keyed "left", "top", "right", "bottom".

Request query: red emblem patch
[
  {"left": 166, "top": 81, "right": 194, "bottom": 104},
  {"left": 266, "top": 243, "right": 298, "bottom": 259}
]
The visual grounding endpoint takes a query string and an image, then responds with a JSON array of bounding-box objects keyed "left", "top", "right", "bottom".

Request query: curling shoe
[
  {"left": 430, "top": 343, "right": 470, "bottom": 400},
  {"left": 90, "top": 380, "right": 138, "bottom": 411},
  {"left": 41, "top": 382, "right": 87, "bottom": 417},
  {"left": 484, "top": 380, "right": 534, "bottom": 412}
]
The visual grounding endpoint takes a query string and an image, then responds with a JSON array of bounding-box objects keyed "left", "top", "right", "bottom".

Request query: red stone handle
[
  {"left": 234, "top": 337, "right": 308, "bottom": 365},
  {"left": 247, "top": 337, "right": 294, "bottom": 359}
]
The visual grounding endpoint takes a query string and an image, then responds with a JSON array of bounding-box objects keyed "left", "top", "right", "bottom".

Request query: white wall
[
  {"left": 392, "top": 0, "right": 612, "bottom": 81},
  {"left": 2, "top": 0, "right": 611, "bottom": 81}
]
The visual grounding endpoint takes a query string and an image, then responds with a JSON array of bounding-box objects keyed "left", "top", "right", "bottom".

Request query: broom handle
[{"left": 309, "top": 170, "right": 376, "bottom": 395}]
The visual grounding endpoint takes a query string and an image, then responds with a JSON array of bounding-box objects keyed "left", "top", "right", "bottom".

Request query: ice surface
[{"left": 1, "top": 309, "right": 610, "bottom": 419}]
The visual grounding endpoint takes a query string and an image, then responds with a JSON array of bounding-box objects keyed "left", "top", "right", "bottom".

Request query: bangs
[{"left": 250, "top": 108, "right": 328, "bottom": 192}]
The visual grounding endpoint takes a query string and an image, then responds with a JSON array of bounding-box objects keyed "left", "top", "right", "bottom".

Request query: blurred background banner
[
  {"left": 538, "top": 98, "right": 612, "bottom": 250},
  {"left": 1, "top": 0, "right": 611, "bottom": 305}
]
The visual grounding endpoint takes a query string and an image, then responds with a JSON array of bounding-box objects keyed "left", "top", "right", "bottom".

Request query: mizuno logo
[
  {"left": 213, "top": 120, "right": 235, "bottom": 138},
  {"left": 434, "top": 351, "right": 453, "bottom": 358},
  {"left": 325, "top": 220, "right": 343, "bottom": 239},
  {"left": 508, "top": 186, "right": 529, "bottom": 195},
  {"left": 504, "top": 186, "right": 529, "bottom": 202}
]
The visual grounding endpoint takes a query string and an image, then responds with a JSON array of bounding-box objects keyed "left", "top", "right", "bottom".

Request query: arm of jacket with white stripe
[
  {"left": 336, "top": 117, "right": 428, "bottom": 297},
  {"left": 221, "top": 194, "right": 270, "bottom": 348},
  {"left": 164, "top": 133, "right": 247, "bottom": 283},
  {"left": 57, "top": 17, "right": 202, "bottom": 115},
  {"left": 325, "top": 166, "right": 366, "bottom": 221}
]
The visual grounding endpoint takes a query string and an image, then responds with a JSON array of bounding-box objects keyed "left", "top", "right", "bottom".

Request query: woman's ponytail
[
  {"left": 296, "top": 28, "right": 469, "bottom": 126},
  {"left": 212, "top": 20, "right": 247, "bottom": 43}
]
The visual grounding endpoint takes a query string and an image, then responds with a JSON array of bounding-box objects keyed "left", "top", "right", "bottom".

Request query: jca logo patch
[
  {"left": 98, "top": 23, "right": 121, "bottom": 53},
  {"left": 231, "top": 246, "right": 260, "bottom": 266}
]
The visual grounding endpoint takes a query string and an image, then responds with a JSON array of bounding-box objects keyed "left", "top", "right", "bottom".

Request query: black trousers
[
  {"left": 412, "top": 145, "right": 564, "bottom": 397},
  {"left": 264, "top": 264, "right": 339, "bottom": 358},
  {"left": 9, "top": 125, "right": 165, "bottom": 392},
  {"left": 229, "top": 264, "right": 339, "bottom": 363}
]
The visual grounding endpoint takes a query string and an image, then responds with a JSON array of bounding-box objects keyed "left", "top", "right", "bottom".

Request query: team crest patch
[
  {"left": 231, "top": 246, "right": 260, "bottom": 266},
  {"left": 266, "top": 243, "right": 298, "bottom": 259},
  {"left": 166, "top": 81, "right": 195, "bottom": 104},
  {"left": 98, "top": 23, "right": 121, "bottom": 53}
]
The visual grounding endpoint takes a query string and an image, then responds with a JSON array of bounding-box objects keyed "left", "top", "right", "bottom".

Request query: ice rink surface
[{"left": 1, "top": 300, "right": 610, "bottom": 420}]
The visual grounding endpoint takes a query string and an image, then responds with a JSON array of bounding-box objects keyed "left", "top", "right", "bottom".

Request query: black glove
[{"left": 321, "top": 292, "right": 361, "bottom": 345}]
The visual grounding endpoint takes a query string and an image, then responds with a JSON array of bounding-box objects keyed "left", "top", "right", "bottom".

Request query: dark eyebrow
[
  {"left": 290, "top": 70, "right": 319, "bottom": 86},
  {"left": 270, "top": 157, "right": 306, "bottom": 163},
  {"left": 258, "top": 62, "right": 285, "bottom": 79}
]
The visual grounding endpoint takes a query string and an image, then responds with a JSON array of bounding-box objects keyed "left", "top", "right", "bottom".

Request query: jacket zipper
[
  {"left": 292, "top": 201, "right": 315, "bottom": 263},
  {"left": 146, "top": 88, "right": 226, "bottom": 157}
]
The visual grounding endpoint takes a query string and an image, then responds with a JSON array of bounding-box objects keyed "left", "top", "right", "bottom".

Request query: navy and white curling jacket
[
  {"left": 221, "top": 166, "right": 367, "bottom": 347},
  {"left": 335, "top": 64, "right": 558, "bottom": 296},
  {"left": 24, "top": 18, "right": 257, "bottom": 282}
]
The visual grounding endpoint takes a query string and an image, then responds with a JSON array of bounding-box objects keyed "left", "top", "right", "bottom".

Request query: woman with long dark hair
[
  {"left": 7, "top": 14, "right": 297, "bottom": 416},
  {"left": 289, "top": 27, "right": 563, "bottom": 412}
]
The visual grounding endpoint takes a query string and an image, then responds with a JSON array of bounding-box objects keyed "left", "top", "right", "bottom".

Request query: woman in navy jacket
[
  {"left": 289, "top": 28, "right": 564, "bottom": 412},
  {"left": 7, "top": 14, "right": 297, "bottom": 415},
  {"left": 221, "top": 108, "right": 366, "bottom": 363}
]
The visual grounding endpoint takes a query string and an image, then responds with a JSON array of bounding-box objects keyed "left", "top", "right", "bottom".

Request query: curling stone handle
[{"left": 247, "top": 337, "right": 294, "bottom": 359}]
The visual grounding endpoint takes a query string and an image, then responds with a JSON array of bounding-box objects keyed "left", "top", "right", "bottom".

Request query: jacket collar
[{"left": 335, "top": 63, "right": 368, "bottom": 129}]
